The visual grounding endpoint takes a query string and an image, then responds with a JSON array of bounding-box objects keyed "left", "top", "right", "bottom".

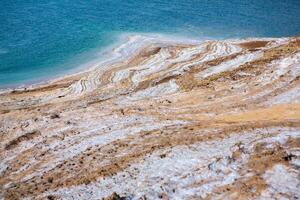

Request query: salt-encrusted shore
[{"left": 0, "top": 35, "right": 300, "bottom": 200}]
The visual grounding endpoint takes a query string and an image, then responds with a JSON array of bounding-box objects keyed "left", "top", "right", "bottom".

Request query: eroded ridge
[{"left": 1, "top": 36, "right": 300, "bottom": 200}]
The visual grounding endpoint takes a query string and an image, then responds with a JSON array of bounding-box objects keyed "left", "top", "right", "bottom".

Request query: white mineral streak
[
  {"left": 260, "top": 165, "right": 300, "bottom": 200},
  {"left": 197, "top": 51, "right": 263, "bottom": 79}
]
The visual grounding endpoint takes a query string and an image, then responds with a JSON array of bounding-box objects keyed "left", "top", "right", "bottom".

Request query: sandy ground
[{"left": 0, "top": 36, "right": 300, "bottom": 200}]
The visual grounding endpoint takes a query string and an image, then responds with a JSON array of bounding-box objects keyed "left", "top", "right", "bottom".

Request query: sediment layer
[{"left": 1, "top": 36, "right": 300, "bottom": 200}]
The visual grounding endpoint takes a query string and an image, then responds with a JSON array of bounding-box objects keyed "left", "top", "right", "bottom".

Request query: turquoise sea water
[{"left": 1, "top": 0, "right": 300, "bottom": 87}]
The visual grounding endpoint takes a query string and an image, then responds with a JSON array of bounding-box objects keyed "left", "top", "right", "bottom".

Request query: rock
[
  {"left": 103, "top": 192, "right": 127, "bottom": 200},
  {"left": 120, "top": 109, "right": 125, "bottom": 115},
  {"left": 50, "top": 113, "right": 60, "bottom": 119},
  {"left": 283, "top": 154, "right": 296, "bottom": 161},
  {"left": 47, "top": 195, "right": 56, "bottom": 200},
  {"left": 160, "top": 154, "right": 166, "bottom": 158}
]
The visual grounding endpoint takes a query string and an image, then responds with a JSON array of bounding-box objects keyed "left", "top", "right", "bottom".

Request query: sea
[{"left": 1, "top": 0, "right": 300, "bottom": 87}]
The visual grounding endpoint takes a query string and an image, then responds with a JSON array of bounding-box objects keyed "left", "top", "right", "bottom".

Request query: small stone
[
  {"left": 47, "top": 195, "right": 55, "bottom": 200},
  {"left": 50, "top": 113, "right": 60, "bottom": 119},
  {"left": 160, "top": 154, "right": 166, "bottom": 159},
  {"left": 47, "top": 177, "right": 53, "bottom": 183},
  {"left": 103, "top": 192, "right": 127, "bottom": 200}
]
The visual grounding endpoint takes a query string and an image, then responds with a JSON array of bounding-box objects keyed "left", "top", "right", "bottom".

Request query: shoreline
[
  {"left": 0, "top": 33, "right": 202, "bottom": 92},
  {"left": 0, "top": 33, "right": 290, "bottom": 93}
]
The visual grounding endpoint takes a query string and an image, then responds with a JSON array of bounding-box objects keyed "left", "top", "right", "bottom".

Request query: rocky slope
[{"left": 0, "top": 36, "right": 300, "bottom": 200}]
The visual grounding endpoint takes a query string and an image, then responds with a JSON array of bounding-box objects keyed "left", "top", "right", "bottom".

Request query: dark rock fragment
[
  {"left": 50, "top": 113, "right": 60, "bottom": 119},
  {"left": 103, "top": 192, "right": 127, "bottom": 200}
]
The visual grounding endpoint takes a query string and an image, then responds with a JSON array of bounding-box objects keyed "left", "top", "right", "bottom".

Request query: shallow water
[{"left": 1, "top": 0, "right": 300, "bottom": 87}]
